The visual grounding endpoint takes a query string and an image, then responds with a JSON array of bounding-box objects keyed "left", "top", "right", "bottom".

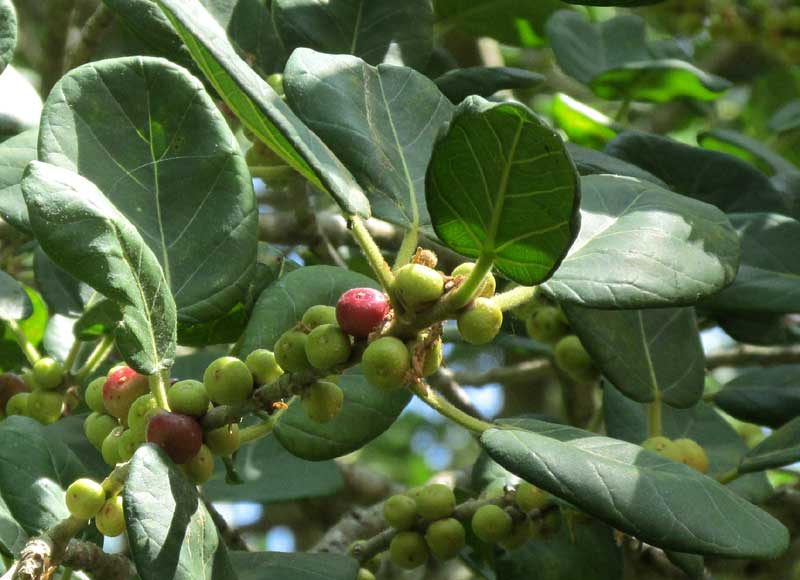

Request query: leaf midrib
[{"left": 484, "top": 114, "right": 524, "bottom": 254}]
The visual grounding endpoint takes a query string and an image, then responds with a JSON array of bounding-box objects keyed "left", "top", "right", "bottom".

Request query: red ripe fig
[
  {"left": 145, "top": 412, "right": 202, "bottom": 464},
  {"left": 103, "top": 367, "right": 149, "bottom": 420},
  {"left": 0, "top": 372, "right": 29, "bottom": 413},
  {"left": 336, "top": 288, "right": 389, "bottom": 338}
]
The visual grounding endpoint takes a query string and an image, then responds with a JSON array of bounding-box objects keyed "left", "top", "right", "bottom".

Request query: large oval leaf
[
  {"left": 273, "top": 0, "right": 433, "bottom": 70},
  {"left": 230, "top": 551, "right": 359, "bottom": 580},
  {"left": 435, "top": 67, "right": 544, "bottom": 105},
  {"left": 38, "top": 56, "right": 257, "bottom": 326},
  {"left": 125, "top": 445, "right": 236, "bottom": 580},
  {"left": 156, "top": 0, "right": 370, "bottom": 218},
  {"left": 697, "top": 129, "right": 797, "bottom": 177},
  {"left": 543, "top": 175, "right": 740, "bottom": 308},
  {"left": 33, "top": 247, "right": 92, "bottom": 317},
  {"left": 0, "top": 270, "right": 31, "bottom": 321},
  {"left": 0, "top": 128, "right": 36, "bottom": 233},
  {"left": 22, "top": 162, "right": 177, "bottom": 374},
  {"left": 565, "top": 143, "right": 666, "bottom": 187},
  {"left": 702, "top": 213, "right": 800, "bottom": 313},
  {"left": 564, "top": 305, "right": 703, "bottom": 407},
  {"left": 426, "top": 96, "right": 580, "bottom": 285},
  {"left": 284, "top": 49, "right": 453, "bottom": 233},
  {"left": 0, "top": 0, "right": 15, "bottom": 75},
  {"left": 739, "top": 416, "right": 800, "bottom": 474},
  {"left": 714, "top": 365, "right": 800, "bottom": 428},
  {"left": 240, "top": 266, "right": 410, "bottom": 460},
  {"left": 481, "top": 417, "right": 788, "bottom": 558}
]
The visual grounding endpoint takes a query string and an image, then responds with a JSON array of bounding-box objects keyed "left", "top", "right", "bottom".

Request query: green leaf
[
  {"left": 564, "top": 305, "right": 703, "bottom": 407},
  {"left": 73, "top": 299, "right": 122, "bottom": 341},
  {"left": 698, "top": 129, "right": 797, "bottom": 176},
  {"left": 44, "top": 414, "right": 109, "bottom": 481},
  {"left": 272, "top": 0, "right": 433, "bottom": 70},
  {"left": 740, "top": 416, "right": 800, "bottom": 474},
  {"left": 714, "top": 365, "right": 800, "bottom": 428},
  {"left": 552, "top": 93, "right": 617, "bottom": 149},
  {"left": 435, "top": 67, "right": 544, "bottom": 104},
  {"left": 0, "top": 417, "right": 94, "bottom": 554},
  {"left": 770, "top": 100, "right": 800, "bottom": 133},
  {"left": 229, "top": 551, "right": 359, "bottom": 580},
  {"left": 0, "top": 270, "right": 32, "bottom": 321},
  {"left": 42, "top": 314, "right": 77, "bottom": 363},
  {"left": 434, "top": 0, "right": 565, "bottom": 47},
  {"left": 0, "top": 128, "right": 36, "bottom": 233},
  {"left": 702, "top": 213, "right": 800, "bottom": 313},
  {"left": 426, "top": 96, "right": 580, "bottom": 285},
  {"left": 203, "top": 435, "right": 343, "bottom": 503},
  {"left": 156, "top": 0, "right": 370, "bottom": 218},
  {"left": 664, "top": 551, "right": 705, "bottom": 579},
  {"left": 284, "top": 49, "right": 453, "bottom": 233},
  {"left": 480, "top": 417, "right": 787, "bottom": 558},
  {"left": 33, "top": 247, "right": 92, "bottom": 316},
  {"left": 561, "top": 0, "right": 665, "bottom": 4},
  {"left": 565, "top": 143, "right": 667, "bottom": 188},
  {"left": 0, "top": 287, "right": 48, "bottom": 371},
  {"left": 125, "top": 445, "right": 237, "bottom": 580},
  {"left": 606, "top": 131, "right": 790, "bottom": 215},
  {"left": 0, "top": 0, "right": 16, "bottom": 75},
  {"left": 39, "top": 56, "right": 258, "bottom": 326},
  {"left": 714, "top": 311, "right": 797, "bottom": 346},
  {"left": 543, "top": 175, "right": 740, "bottom": 308},
  {"left": 22, "top": 161, "right": 177, "bottom": 375},
  {"left": 603, "top": 384, "right": 772, "bottom": 503},
  {"left": 496, "top": 520, "right": 622, "bottom": 580}
]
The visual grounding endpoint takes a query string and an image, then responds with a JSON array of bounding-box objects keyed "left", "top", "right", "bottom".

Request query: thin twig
[
  {"left": 706, "top": 344, "right": 800, "bottom": 369},
  {"left": 428, "top": 367, "right": 486, "bottom": 420}
]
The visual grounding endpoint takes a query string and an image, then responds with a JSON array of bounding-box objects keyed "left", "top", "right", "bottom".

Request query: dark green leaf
[
  {"left": 204, "top": 435, "right": 343, "bottom": 503},
  {"left": 156, "top": 0, "right": 371, "bottom": 218},
  {"left": 715, "top": 311, "right": 799, "bottom": 346},
  {"left": 664, "top": 551, "right": 705, "bottom": 579},
  {"left": 44, "top": 414, "right": 109, "bottom": 481},
  {"left": 73, "top": 299, "right": 122, "bottom": 341},
  {"left": 0, "top": 0, "right": 16, "bottom": 75},
  {"left": 740, "top": 416, "right": 800, "bottom": 474},
  {"left": 606, "top": 131, "right": 790, "bottom": 215},
  {"left": 553, "top": 94, "right": 618, "bottom": 149},
  {"left": 543, "top": 175, "right": 740, "bottom": 308},
  {"left": 273, "top": 0, "right": 433, "bottom": 70},
  {"left": 22, "top": 161, "right": 177, "bottom": 375},
  {"left": 33, "top": 246, "right": 92, "bottom": 316},
  {"left": 435, "top": 67, "right": 544, "bottom": 104},
  {"left": 284, "top": 49, "right": 453, "bottom": 232},
  {"left": 426, "top": 96, "right": 580, "bottom": 285},
  {"left": 125, "top": 445, "right": 237, "bottom": 580},
  {"left": 230, "top": 551, "right": 359, "bottom": 580},
  {"left": 698, "top": 129, "right": 797, "bottom": 176},
  {"left": 39, "top": 56, "right": 258, "bottom": 326},
  {"left": 565, "top": 143, "right": 667, "bottom": 188},
  {"left": 770, "top": 100, "right": 800, "bottom": 133},
  {"left": 0, "top": 270, "right": 32, "bottom": 321},
  {"left": 714, "top": 365, "right": 800, "bottom": 428},
  {"left": 0, "top": 287, "right": 47, "bottom": 371},
  {"left": 564, "top": 305, "right": 703, "bottom": 407},
  {"left": 603, "top": 384, "right": 772, "bottom": 503},
  {"left": 702, "top": 213, "right": 800, "bottom": 313},
  {"left": 561, "top": 0, "right": 665, "bottom": 4},
  {"left": 0, "top": 128, "right": 36, "bottom": 233},
  {"left": 481, "top": 417, "right": 787, "bottom": 557},
  {"left": 42, "top": 314, "right": 77, "bottom": 363}
]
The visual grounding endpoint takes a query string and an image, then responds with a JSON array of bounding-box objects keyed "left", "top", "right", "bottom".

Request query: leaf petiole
[
  {"left": 6, "top": 319, "right": 41, "bottom": 365},
  {"left": 73, "top": 335, "right": 114, "bottom": 384},
  {"left": 149, "top": 370, "right": 171, "bottom": 411}
]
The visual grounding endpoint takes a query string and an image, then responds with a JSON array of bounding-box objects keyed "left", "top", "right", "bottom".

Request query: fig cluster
[
  {"left": 64, "top": 477, "right": 125, "bottom": 537},
  {"left": 0, "top": 358, "right": 67, "bottom": 425},
  {"left": 641, "top": 436, "right": 710, "bottom": 473}
]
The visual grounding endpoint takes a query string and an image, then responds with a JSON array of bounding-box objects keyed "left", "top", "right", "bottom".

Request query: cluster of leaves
[{"left": 1, "top": 0, "right": 800, "bottom": 579}]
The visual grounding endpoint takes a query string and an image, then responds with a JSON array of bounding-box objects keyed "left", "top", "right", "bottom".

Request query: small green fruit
[
  {"left": 305, "top": 324, "right": 352, "bottom": 369},
  {"left": 362, "top": 337, "right": 410, "bottom": 390},
  {"left": 65, "top": 478, "right": 106, "bottom": 519},
  {"left": 245, "top": 349, "right": 283, "bottom": 385},
  {"left": 274, "top": 330, "right": 312, "bottom": 373},
  {"left": 33, "top": 357, "right": 64, "bottom": 390},
  {"left": 356, "top": 569, "right": 376, "bottom": 580},
  {"left": 205, "top": 424, "right": 241, "bottom": 456},
  {"left": 415, "top": 484, "right": 455, "bottom": 520},
  {"left": 5, "top": 392, "right": 30, "bottom": 416},
  {"left": 103, "top": 367, "right": 150, "bottom": 420},
  {"left": 302, "top": 305, "right": 338, "bottom": 330},
  {"left": 21, "top": 370, "right": 39, "bottom": 391},
  {"left": 168, "top": 380, "right": 210, "bottom": 417},
  {"left": 515, "top": 482, "right": 549, "bottom": 512},
  {"left": 525, "top": 306, "right": 569, "bottom": 343},
  {"left": 84, "top": 412, "right": 119, "bottom": 450},
  {"left": 27, "top": 390, "right": 63, "bottom": 424},
  {"left": 457, "top": 298, "right": 503, "bottom": 345},
  {"left": 674, "top": 438, "right": 709, "bottom": 473},
  {"left": 425, "top": 517, "right": 465, "bottom": 560},
  {"left": 117, "top": 429, "right": 143, "bottom": 462},
  {"left": 383, "top": 494, "right": 418, "bottom": 530},
  {"left": 127, "top": 394, "right": 158, "bottom": 438},
  {"left": 182, "top": 444, "right": 215, "bottom": 484},
  {"left": 471, "top": 504, "right": 512, "bottom": 543},
  {"left": 203, "top": 357, "right": 253, "bottom": 405},
  {"left": 389, "top": 531, "right": 429, "bottom": 570},
  {"left": 641, "top": 436, "right": 683, "bottom": 462},
  {"left": 95, "top": 495, "right": 125, "bottom": 537},
  {"left": 84, "top": 377, "right": 106, "bottom": 413},
  {"left": 452, "top": 262, "right": 496, "bottom": 298},
  {"left": 301, "top": 381, "right": 344, "bottom": 423},
  {"left": 393, "top": 264, "right": 444, "bottom": 310},
  {"left": 553, "top": 335, "right": 597, "bottom": 383},
  {"left": 101, "top": 427, "right": 124, "bottom": 466}
]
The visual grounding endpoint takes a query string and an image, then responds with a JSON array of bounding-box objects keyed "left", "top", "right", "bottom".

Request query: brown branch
[
  {"left": 428, "top": 367, "right": 486, "bottom": 420},
  {"left": 3, "top": 517, "right": 86, "bottom": 580},
  {"left": 705, "top": 344, "right": 800, "bottom": 369},
  {"left": 66, "top": 4, "right": 115, "bottom": 70},
  {"left": 202, "top": 496, "right": 251, "bottom": 552},
  {"left": 451, "top": 358, "right": 553, "bottom": 387}
]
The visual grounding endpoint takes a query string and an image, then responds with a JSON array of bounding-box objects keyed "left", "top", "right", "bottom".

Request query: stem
[
  {"left": 1, "top": 554, "right": 11, "bottom": 570},
  {"left": 587, "top": 403, "right": 604, "bottom": 433},
  {"left": 63, "top": 340, "right": 82, "bottom": 374},
  {"left": 6, "top": 320, "right": 41, "bottom": 365},
  {"left": 392, "top": 227, "right": 418, "bottom": 272},
  {"left": 73, "top": 335, "right": 114, "bottom": 383},
  {"left": 149, "top": 371, "right": 170, "bottom": 411},
  {"left": 248, "top": 165, "right": 296, "bottom": 182},
  {"left": 101, "top": 462, "right": 130, "bottom": 497},
  {"left": 614, "top": 97, "right": 631, "bottom": 123},
  {"left": 61, "top": 566, "right": 73, "bottom": 580},
  {"left": 448, "top": 253, "right": 494, "bottom": 311},
  {"left": 239, "top": 417, "right": 275, "bottom": 444},
  {"left": 491, "top": 284, "right": 538, "bottom": 312},
  {"left": 647, "top": 394, "right": 662, "bottom": 438},
  {"left": 716, "top": 468, "right": 740, "bottom": 485},
  {"left": 350, "top": 216, "right": 395, "bottom": 292},
  {"left": 409, "top": 381, "right": 494, "bottom": 434}
]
